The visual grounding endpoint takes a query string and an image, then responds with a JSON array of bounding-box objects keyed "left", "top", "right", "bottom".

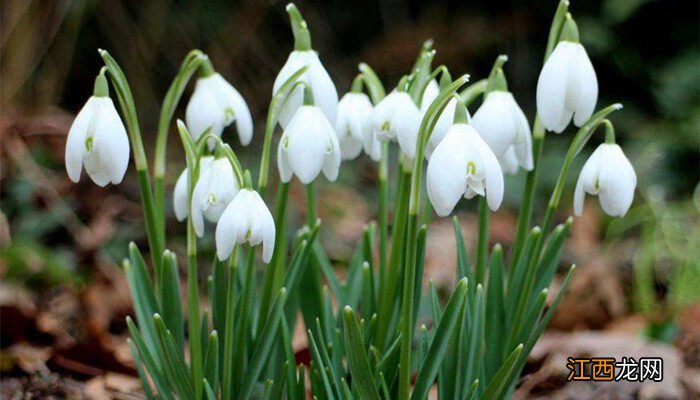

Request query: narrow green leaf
[
  {"left": 153, "top": 314, "right": 195, "bottom": 399},
  {"left": 342, "top": 306, "right": 381, "bottom": 400},
  {"left": 126, "top": 317, "right": 171, "bottom": 397},
  {"left": 239, "top": 288, "right": 288, "bottom": 400},
  {"left": 462, "top": 285, "right": 485, "bottom": 397},
  {"left": 452, "top": 216, "right": 472, "bottom": 282},
  {"left": 127, "top": 339, "right": 156, "bottom": 400},
  {"left": 160, "top": 250, "right": 183, "bottom": 350},
  {"left": 204, "top": 331, "right": 219, "bottom": 395},
  {"left": 479, "top": 344, "right": 523, "bottom": 400},
  {"left": 204, "top": 379, "right": 216, "bottom": 400},
  {"left": 412, "top": 278, "right": 468, "bottom": 400},
  {"left": 485, "top": 244, "right": 505, "bottom": 380}
]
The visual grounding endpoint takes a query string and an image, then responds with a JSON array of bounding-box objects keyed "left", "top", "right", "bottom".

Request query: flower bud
[
  {"left": 471, "top": 91, "right": 533, "bottom": 173},
  {"left": 273, "top": 51, "right": 338, "bottom": 128},
  {"left": 574, "top": 143, "right": 636, "bottom": 217},
  {"left": 65, "top": 74, "right": 130, "bottom": 187},
  {"left": 336, "top": 92, "right": 373, "bottom": 160},
  {"left": 371, "top": 91, "right": 422, "bottom": 160},
  {"left": 278, "top": 105, "right": 341, "bottom": 184},
  {"left": 191, "top": 158, "right": 239, "bottom": 237},
  {"left": 186, "top": 72, "right": 253, "bottom": 148},
  {"left": 216, "top": 189, "right": 276, "bottom": 263},
  {"left": 426, "top": 123, "right": 504, "bottom": 216},
  {"left": 536, "top": 38, "right": 598, "bottom": 133}
]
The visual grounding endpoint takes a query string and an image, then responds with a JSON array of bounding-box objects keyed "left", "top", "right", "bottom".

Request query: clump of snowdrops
[{"left": 64, "top": 1, "right": 637, "bottom": 399}]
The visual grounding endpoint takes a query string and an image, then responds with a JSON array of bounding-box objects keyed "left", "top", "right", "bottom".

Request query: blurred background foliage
[{"left": 1, "top": 0, "right": 698, "bottom": 330}]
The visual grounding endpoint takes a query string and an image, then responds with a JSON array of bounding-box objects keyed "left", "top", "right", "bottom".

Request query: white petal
[
  {"left": 420, "top": 79, "right": 439, "bottom": 112},
  {"left": 498, "top": 147, "right": 520, "bottom": 175},
  {"left": 186, "top": 77, "right": 225, "bottom": 141},
  {"left": 471, "top": 92, "right": 517, "bottom": 156},
  {"left": 322, "top": 128, "right": 342, "bottom": 182},
  {"left": 173, "top": 168, "right": 189, "bottom": 221},
  {"left": 96, "top": 98, "right": 130, "bottom": 184},
  {"left": 572, "top": 45, "right": 598, "bottom": 127},
  {"left": 212, "top": 74, "right": 255, "bottom": 146},
  {"left": 65, "top": 97, "right": 95, "bottom": 183},
  {"left": 277, "top": 134, "right": 293, "bottom": 183},
  {"left": 284, "top": 106, "right": 332, "bottom": 184},
  {"left": 201, "top": 158, "right": 238, "bottom": 223},
  {"left": 513, "top": 100, "right": 534, "bottom": 171},
  {"left": 469, "top": 127, "right": 504, "bottom": 211},
  {"left": 394, "top": 103, "right": 422, "bottom": 160},
  {"left": 426, "top": 125, "right": 470, "bottom": 216},
  {"left": 537, "top": 42, "right": 571, "bottom": 133},
  {"left": 573, "top": 145, "right": 605, "bottom": 216},
  {"left": 597, "top": 145, "right": 636, "bottom": 216},
  {"left": 215, "top": 197, "right": 248, "bottom": 261}
]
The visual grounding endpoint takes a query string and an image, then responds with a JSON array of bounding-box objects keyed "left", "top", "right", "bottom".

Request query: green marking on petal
[
  {"left": 467, "top": 161, "right": 477, "bottom": 175},
  {"left": 207, "top": 193, "right": 218, "bottom": 205},
  {"left": 224, "top": 107, "right": 235, "bottom": 125},
  {"left": 381, "top": 121, "right": 390, "bottom": 132},
  {"left": 85, "top": 137, "right": 94, "bottom": 152}
]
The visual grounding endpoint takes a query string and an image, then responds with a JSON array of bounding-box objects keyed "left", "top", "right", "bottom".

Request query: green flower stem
[
  {"left": 176, "top": 121, "right": 203, "bottom": 400},
  {"left": 232, "top": 248, "right": 256, "bottom": 398},
  {"left": 375, "top": 168, "right": 411, "bottom": 351},
  {"left": 545, "top": 1, "right": 571, "bottom": 60},
  {"left": 400, "top": 75, "right": 470, "bottom": 400},
  {"left": 99, "top": 49, "right": 164, "bottom": 285},
  {"left": 305, "top": 183, "right": 317, "bottom": 228},
  {"left": 378, "top": 142, "right": 389, "bottom": 298},
  {"left": 358, "top": 63, "right": 387, "bottom": 103},
  {"left": 222, "top": 248, "right": 239, "bottom": 400},
  {"left": 259, "top": 182, "right": 290, "bottom": 326},
  {"left": 256, "top": 66, "right": 308, "bottom": 194},
  {"left": 475, "top": 196, "right": 489, "bottom": 284},
  {"left": 153, "top": 50, "right": 206, "bottom": 243}
]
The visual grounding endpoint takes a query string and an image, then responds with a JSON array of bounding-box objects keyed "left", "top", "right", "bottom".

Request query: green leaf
[
  {"left": 479, "top": 344, "right": 523, "bottom": 400},
  {"left": 308, "top": 328, "right": 337, "bottom": 400},
  {"left": 127, "top": 339, "right": 156, "bottom": 400},
  {"left": 342, "top": 306, "right": 381, "bottom": 400},
  {"left": 126, "top": 317, "right": 171, "bottom": 398},
  {"left": 462, "top": 284, "right": 485, "bottom": 397},
  {"left": 239, "top": 288, "right": 288, "bottom": 400},
  {"left": 159, "top": 251, "right": 183, "bottom": 350},
  {"left": 452, "top": 216, "right": 472, "bottom": 282},
  {"left": 532, "top": 220, "right": 571, "bottom": 297},
  {"left": 485, "top": 244, "right": 506, "bottom": 379},
  {"left": 412, "top": 278, "right": 468, "bottom": 400},
  {"left": 153, "top": 314, "right": 195, "bottom": 399},
  {"left": 204, "top": 331, "right": 219, "bottom": 395}
]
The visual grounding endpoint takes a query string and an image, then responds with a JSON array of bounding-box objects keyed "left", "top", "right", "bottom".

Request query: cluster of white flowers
[{"left": 65, "top": 3, "right": 637, "bottom": 265}]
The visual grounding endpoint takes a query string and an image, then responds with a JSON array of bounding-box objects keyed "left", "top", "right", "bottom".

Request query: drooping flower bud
[
  {"left": 273, "top": 4, "right": 338, "bottom": 128},
  {"left": 173, "top": 156, "right": 215, "bottom": 222},
  {"left": 536, "top": 16, "right": 598, "bottom": 133},
  {"left": 471, "top": 91, "right": 533, "bottom": 173},
  {"left": 216, "top": 189, "right": 276, "bottom": 263},
  {"left": 335, "top": 92, "right": 373, "bottom": 160},
  {"left": 426, "top": 123, "right": 504, "bottom": 216},
  {"left": 65, "top": 73, "right": 130, "bottom": 187},
  {"left": 190, "top": 157, "right": 239, "bottom": 237},
  {"left": 278, "top": 105, "right": 341, "bottom": 184},
  {"left": 185, "top": 63, "right": 253, "bottom": 148},
  {"left": 574, "top": 143, "right": 636, "bottom": 217},
  {"left": 371, "top": 91, "right": 422, "bottom": 160}
]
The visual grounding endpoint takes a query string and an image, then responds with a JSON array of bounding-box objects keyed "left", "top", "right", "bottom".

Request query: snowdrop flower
[
  {"left": 335, "top": 92, "right": 373, "bottom": 160},
  {"left": 371, "top": 91, "right": 422, "bottom": 159},
  {"left": 191, "top": 158, "right": 239, "bottom": 237},
  {"left": 536, "top": 17, "right": 598, "bottom": 133},
  {"left": 65, "top": 73, "right": 129, "bottom": 187},
  {"left": 427, "top": 123, "right": 504, "bottom": 216},
  {"left": 216, "top": 189, "right": 275, "bottom": 263},
  {"left": 574, "top": 143, "right": 636, "bottom": 217},
  {"left": 273, "top": 4, "right": 338, "bottom": 128},
  {"left": 472, "top": 91, "right": 533, "bottom": 173},
  {"left": 278, "top": 105, "right": 341, "bottom": 184},
  {"left": 173, "top": 156, "right": 215, "bottom": 222},
  {"left": 186, "top": 67, "right": 253, "bottom": 148}
]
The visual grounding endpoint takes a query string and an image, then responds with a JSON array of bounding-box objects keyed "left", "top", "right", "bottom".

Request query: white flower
[
  {"left": 421, "top": 80, "right": 458, "bottom": 159},
  {"left": 190, "top": 158, "right": 239, "bottom": 237},
  {"left": 273, "top": 50, "right": 338, "bottom": 128},
  {"left": 65, "top": 96, "right": 130, "bottom": 187},
  {"left": 371, "top": 91, "right": 422, "bottom": 159},
  {"left": 216, "top": 189, "right": 275, "bottom": 263},
  {"left": 185, "top": 73, "right": 253, "bottom": 148},
  {"left": 278, "top": 105, "right": 341, "bottom": 184},
  {"left": 574, "top": 143, "right": 636, "bottom": 217},
  {"left": 536, "top": 41, "right": 598, "bottom": 133},
  {"left": 336, "top": 92, "right": 372, "bottom": 160},
  {"left": 173, "top": 156, "right": 215, "bottom": 222},
  {"left": 427, "top": 123, "right": 504, "bottom": 216},
  {"left": 471, "top": 91, "right": 533, "bottom": 173}
]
